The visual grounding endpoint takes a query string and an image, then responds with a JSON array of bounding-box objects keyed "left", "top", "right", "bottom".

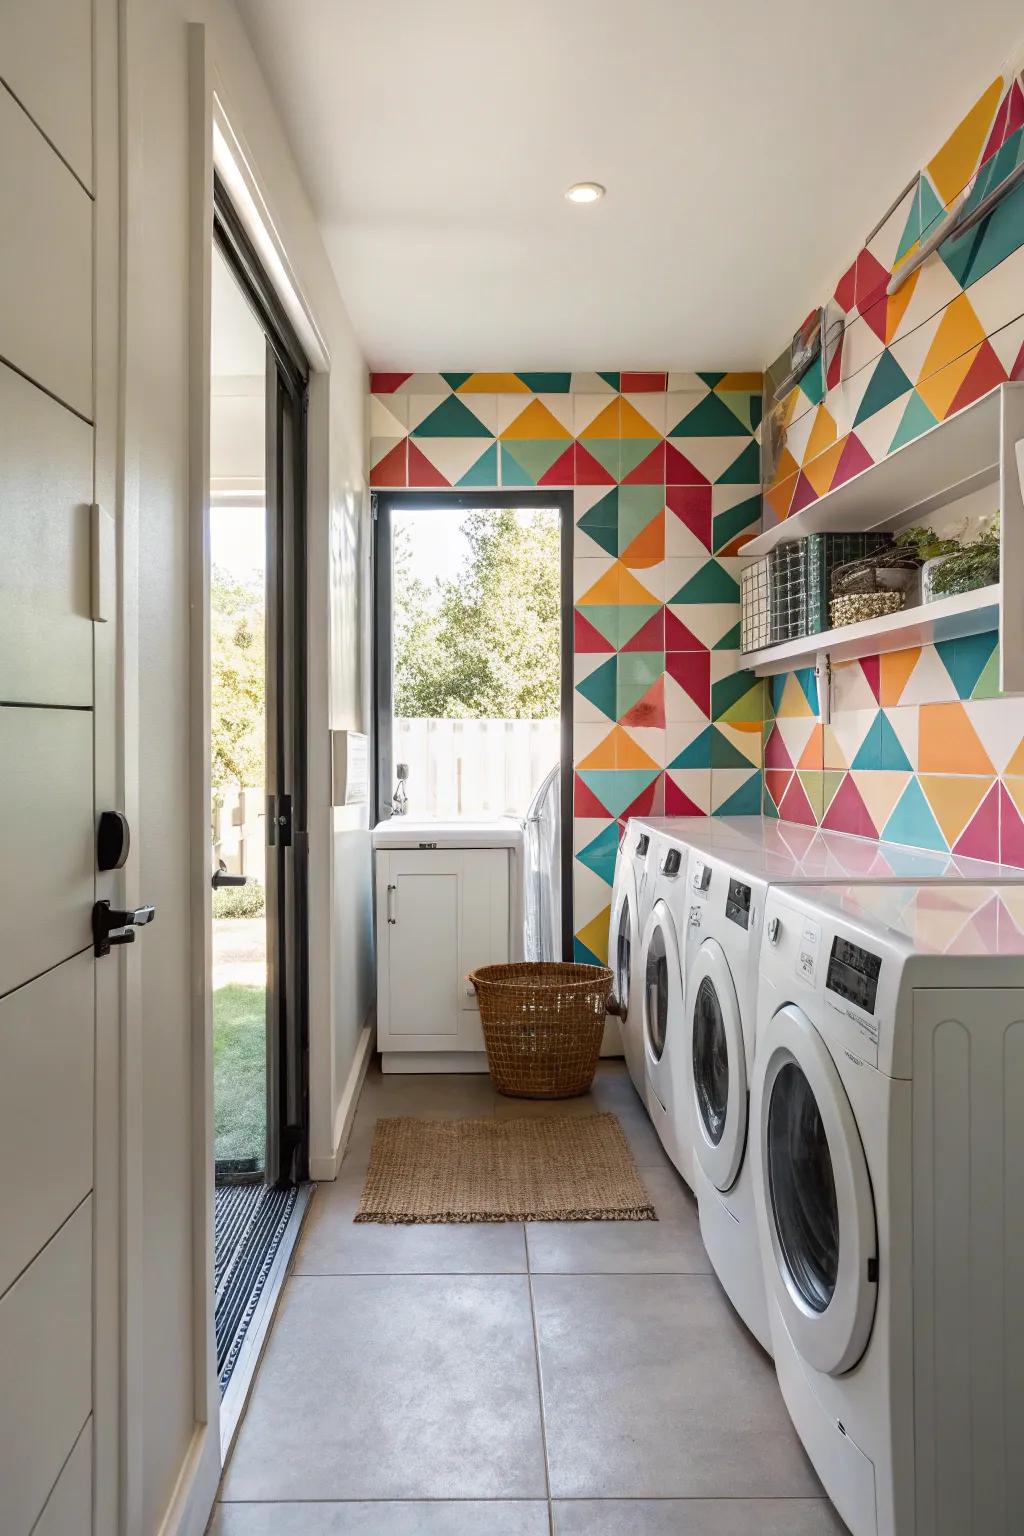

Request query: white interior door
[{"left": 0, "top": 5, "right": 121, "bottom": 1530}]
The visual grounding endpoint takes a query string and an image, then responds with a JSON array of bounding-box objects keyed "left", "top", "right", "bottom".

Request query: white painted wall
[{"left": 120, "top": 0, "right": 370, "bottom": 1528}]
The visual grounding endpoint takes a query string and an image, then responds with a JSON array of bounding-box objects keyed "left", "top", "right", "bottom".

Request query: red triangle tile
[
  {"left": 779, "top": 774, "right": 817, "bottom": 827},
  {"left": 574, "top": 772, "right": 610, "bottom": 818},
  {"left": 369, "top": 439, "right": 407, "bottom": 487},
  {"left": 788, "top": 472, "right": 819, "bottom": 517},
  {"left": 834, "top": 259, "right": 857, "bottom": 314},
  {"left": 764, "top": 725, "right": 793, "bottom": 770},
  {"left": 370, "top": 372, "right": 413, "bottom": 393},
  {"left": 538, "top": 444, "right": 577, "bottom": 486},
  {"left": 665, "top": 777, "right": 706, "bottom": 817},
  {"left": 622, "top": 441, "right": 666, "bottom": 485},
  {"left": 953, "top": 782, "right": 1000, "bottom": 863},
  {"left": 574, "top": 443, "right": 616, "bottom": 485},
  {"left": 947, "top": 339, "right": 1006, "bottom": 416},
  {"left": 665, "top": 441, "right": 709, "bottom": 486},
  {"left": 826, "top": 332, "right": 844, "bottom": 391},
  {"left": 574, "top": 610, "right": 615, "bottom": 653},
  {"left": 860, "top": 655, "right": 881, "bottom": 703},
  {"left": 664, "top": 609, "right": 708, "bottom": 652},
  {"left": 1012, "top": 336, "right": 1024, "bottom": 382},
  {"left": 855, "top": 248, "right": 891, "bottom": 322},
  {"left": 821, "top": 773, "right": 877, "bottom": 838},
  {"left": 765, "top": 769, "right": 793, "bottom": 809},
  {"left": 982, "top": 80, "right": 1024, "bottom": 164},
  {"left": 666, "top": 485, "right": 712, "bottom": 549},
  {"left": 666, "top": 651, "right": 710, "bottom": 716},
  {"left": 621, "top": 608, "right": 666, "bottom": 653},
  {"left": 621, "top": 676, "right": 666, "bottom": 729},
  {"left": 621, "top": 372, "right": 667, "bottom": 392},
  {"left": 407, "top": 440, "right": 450, "bottom": 487},
  {"left": 830, "top": 432, "right": 873, "bottom": 489},
  {"left": 620, "top": 771, "right": 665, "bottom": 824},
  {"left": 1000, "top": 783, "right": 1024, "bottom": 867}
]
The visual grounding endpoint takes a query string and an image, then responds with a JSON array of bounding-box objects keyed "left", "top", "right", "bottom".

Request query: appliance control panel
[
  {"left": 826, "top": 936, "right": 882, "bottom": 1016},
  {"left": 725, "top": 878, "right": 752, "bottom": 930}
]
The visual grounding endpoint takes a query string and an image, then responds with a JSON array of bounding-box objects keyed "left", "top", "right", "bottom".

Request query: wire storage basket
[
  {"left": 468, "top": 962, "right": 613, "bottom": 1098},
  {"left": 769, "top": 541, "right": 808, "bottom": 645},
  {"left": 829, "top": 544, "right": 920, "bottom": 629},
  {"left": 805, "top": 532, "right": 894, "bottom": 633},
  {"left": 740, "top": 559, "right": 771, "bottom": 652}
]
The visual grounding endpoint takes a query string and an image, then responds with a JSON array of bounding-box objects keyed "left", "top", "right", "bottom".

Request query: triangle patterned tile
[
  {"left": 855, "top": 770, "right": 912, "bottom": 830},
  {"left": 919, "top": 702, "right": 993, "bottom": 773},
  {"left": 711, "top": 769, "right": 763, "bottom": 815},
  {"left": 896, "top": 644, "right": 959, "bottom": 705},
  {"left": 666, "top": 769, "right": 712, "bottom": 815},
  {"left": 919, "top": 776, "right": 992, "bottom": 848},
  {"left": 962, "top": 696, "right": 1024, "bottom": 773},
  {"left": 822, "top": 773, "right": 878, "bottom": 838},
  {"left": 413, "top": 435, "right": 496, "bottom": 485},
  {"left": 881, "top": 777, "right": 947, "bottom": 852},
  {"left": 575, "top": 821, "right": 621, "bottom": 886}
]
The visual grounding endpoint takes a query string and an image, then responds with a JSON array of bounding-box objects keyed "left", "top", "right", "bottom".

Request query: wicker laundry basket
[{"left": 468, "top": 961, "right": 613, "bottom": 1099}]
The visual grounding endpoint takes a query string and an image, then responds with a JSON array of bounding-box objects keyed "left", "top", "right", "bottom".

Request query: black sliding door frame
[
  {"left": 372, "top": 488, "right": 574, "bottom": 960},
  {"left": 214, "top": 176, "right": 310, "bottom": 1186}
]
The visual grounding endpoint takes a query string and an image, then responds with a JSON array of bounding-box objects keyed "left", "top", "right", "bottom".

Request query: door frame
[{"left": 372, "top": 488, "right": 575, "bottom": 959}]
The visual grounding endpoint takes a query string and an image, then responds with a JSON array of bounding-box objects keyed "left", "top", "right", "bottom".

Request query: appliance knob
[{"left": 767, "top": 916, "right": 781, "bottom": 946}]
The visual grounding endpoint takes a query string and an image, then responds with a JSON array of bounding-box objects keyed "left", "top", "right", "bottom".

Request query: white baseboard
[
  {"left": 156, "top": 1418, "right": 220, "bottom": 1536},
  {"left": 308, "top": 1014, "right": 375, "bottom": 1180}
]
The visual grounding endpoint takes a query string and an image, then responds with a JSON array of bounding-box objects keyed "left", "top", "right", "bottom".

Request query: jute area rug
[{"left": 354, "top": 1111, "right": 657, "bottom": 1224}]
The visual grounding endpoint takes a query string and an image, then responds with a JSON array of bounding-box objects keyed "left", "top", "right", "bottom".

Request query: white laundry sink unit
[{"left": 372, "top": 819, "right": 525, "bottom": 1072}]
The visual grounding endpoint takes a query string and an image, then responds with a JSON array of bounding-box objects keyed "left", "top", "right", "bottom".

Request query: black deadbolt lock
[{"left": 97, "top": 810, "right": 130, "bottom": 871}]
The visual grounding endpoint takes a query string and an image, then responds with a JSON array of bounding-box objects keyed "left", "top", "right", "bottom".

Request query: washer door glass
[
  {"left": 767, "top": 1060, "right": 840, "bottom": 1314},
  {"left": 615, "top": 897, "right": 632, "bottom": 1016},
  {"left": 644, "top": 921, "right": 668, "bottom": 1061},
  {"left": 692, "top": 975, "right": 728, "bottom": 1146}
]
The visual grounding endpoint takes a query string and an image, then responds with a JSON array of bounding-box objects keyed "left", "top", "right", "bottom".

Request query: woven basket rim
[{"left": 469, "top": 962, "right": 612, "bottom": 991}]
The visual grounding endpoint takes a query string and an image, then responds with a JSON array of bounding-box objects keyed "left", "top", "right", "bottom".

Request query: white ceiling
[{"left": 237, "top": 0, "right": 1023, "bottom": 371}]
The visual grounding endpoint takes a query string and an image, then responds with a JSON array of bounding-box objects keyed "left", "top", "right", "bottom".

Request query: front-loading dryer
[
  {"left": 751, "top": 881, "right": 1024, "bottom": 1536},
  {"left": 639, "top": 830, "right": 692, "bottom": 1183},
  {"left": 608, "top": 820, "right": 657, "bottom": 1100}
]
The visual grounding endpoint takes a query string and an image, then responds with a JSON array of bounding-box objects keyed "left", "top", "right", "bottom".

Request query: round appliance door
[
  {"left": 690, "top": 939, "right": 746, "bottom": 1192},
  {"left": 610, "top": 865, "right": 644, "bottom": 1090},
  {"left": 641, "top": 900, "right": 682, "bottom": 1080},
  {"left": 757, "top": 1004, "right": 878, "bottom": 1377}
]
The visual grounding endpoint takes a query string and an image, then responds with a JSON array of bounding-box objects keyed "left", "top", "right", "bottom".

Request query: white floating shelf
[
  {"left": 742, "top": 587, "right": 1000, "bottom": 675},
  {"left": 746, "top": 382, "right": 1022, "bottom": 559}
]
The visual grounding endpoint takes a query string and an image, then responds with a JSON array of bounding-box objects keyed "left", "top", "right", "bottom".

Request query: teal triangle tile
[
  {"left": 440, "top": 373, "right": 471, "bottom": 390},
  {"left": 713, "top": 493, "right": 761, "bottom": 551},
  {"left": 895, "top": 180, "right": 922, "bottom": 264},
  {"left": 500, "top": 444, "right": 536, "bottom": 487},
  {"left": 795, "top": 668, "right": 818, "bottom": 715},
  {"left": 763, "top": 787, "right": 780, "bottom": 818},
  {"left": 853, "top": 351, "right": 913, "bottom": 425},
  {"left": 935, "top": 632, "right": 999, "bottom": 699},
  {"left": 577, "top": 769, "right": 659, "bottom": 818},
  {"left": 598, "top": 372, "right": 621, "bottom": 390},
  {"left": 412, "top": 395, "right": 493, "bottom": 437},
  {"left": 697, "top": 371, "right": 726, "bottom": 387},
  {"left": 918, "top": 174, "right": 944, "bottom": 234},
  {"left": 577, "top": 521, "right": 618, "bottom": 557},
  {"left": 850, "top": 714, "right": 882, "bottom": 770},
  {"left": 516, "top": 373, "right": 571, "bottom": 392},
  {"left": 579, "top": 487, "right": 618, "bottom": 528},
  {"left": 882, "top": 777, "right": 947, "bottom": 852},
  {"left": 797, "top": 353, "right": 824, "bottom": 407},
  {"left": 716, "top": 439, "right": 760, "bottom": 484},
  {"left": 576, "top": 820, "right": 621, "bottom": 886},
  {"left": 877, "top": 712, "right": 913, "bottom": 770},
  {"left": 889, "top": 392, "right": 938, "bottom": 451},
  {"left": 769, "top": 676, "right": 785, "bottom": 717},
  {"left": 713, "top": 621, "right": 742, "bottom": 651},
  {"left": 712, "top": 669, "right": 758, "bottom": 721},
  {"left": 716, "top": 391, "right": 757, "bottom": 433},
  {"left": 713, "top": 771, "right": 763, "bottom": 815},
  {"left": 711, "top": 727, "right": 758, "bottom": 768},
  {"left": 457, "top": 442, "right": 499, "bottom": 487},
  {"left": 575, "top": 655, "right": 618, "bottom": 720},
  {"left": 669, "top": 727, "right": 714, "bottom": 769},
  {"left": 942, "top": 170, "right": 1024, "bottom": 290},
  {"left": 669, "top": 391, "right": 751, "bottom": 437},
  {"left": 972, "top": 641, "right": 1001, "bottom": 699},
  {"left": 574, "top": 937, "right": 603, "bottom": 965},
  {"left": 670, "top": 560, "right": 741, "bottom": 604}
]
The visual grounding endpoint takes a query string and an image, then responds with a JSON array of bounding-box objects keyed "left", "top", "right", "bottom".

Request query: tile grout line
[{"left": 524, "top": 1221, "right": 556, "bottom": 1536}]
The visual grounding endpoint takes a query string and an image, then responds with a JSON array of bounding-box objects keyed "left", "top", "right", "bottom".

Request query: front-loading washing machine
[
  {"left": 638, "top": 826, "right": 694, "bottom": 1183},
  {"left": 751, "top": 881, "right": 1024, "bottom": 1536},
  {"left": 608, "top": 819, "right": 659, "bottom": 1100}
]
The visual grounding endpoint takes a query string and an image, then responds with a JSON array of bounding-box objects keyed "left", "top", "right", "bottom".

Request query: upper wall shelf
[
  {"left": 742, "top": 382, "right": 1024, "bottom": 692},
  {"left": 746, "top": 382, "right": 1024, "bottom": 559}
]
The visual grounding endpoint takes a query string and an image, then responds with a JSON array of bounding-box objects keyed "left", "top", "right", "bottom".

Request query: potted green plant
[{"left": 927, "top": 512, "right": 1000, "bottom": 599}]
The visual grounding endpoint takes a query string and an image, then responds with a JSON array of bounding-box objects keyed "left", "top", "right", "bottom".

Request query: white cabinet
[{"left": 373, "top": 820, "right": 525, "bottom": 1071}]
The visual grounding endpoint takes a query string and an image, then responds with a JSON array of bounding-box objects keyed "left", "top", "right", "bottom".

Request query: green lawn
[{"left": 213, "top": 984, "right": 266, "bottom": 1168}]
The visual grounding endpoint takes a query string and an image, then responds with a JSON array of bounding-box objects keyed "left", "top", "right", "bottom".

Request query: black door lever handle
[{"left": 93, "top": 899, "right": 157, "bottom": 957}]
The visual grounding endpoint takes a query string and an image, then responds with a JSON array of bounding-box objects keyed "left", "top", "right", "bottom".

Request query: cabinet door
[{"left": 378, "top": 852, "right": 464, "bottom": 1047}]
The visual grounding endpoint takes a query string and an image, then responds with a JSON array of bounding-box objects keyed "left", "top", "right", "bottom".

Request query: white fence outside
[
  {"left": 394, "top": 717, "right": 560, "bottom": 819},
  {"left": 213, "top": 787, "right": 266, "bottom": 886}
]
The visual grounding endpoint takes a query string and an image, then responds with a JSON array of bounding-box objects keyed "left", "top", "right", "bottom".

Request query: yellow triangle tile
[
  {"left": 613, "top": 725, "right": 660, "bottom": 771},
  {"left": 576, "top": 559, "right": 659, "bottom": 606},
  {"left": 576, "top": 905, "right": 611, "bottom": 964},
  {"left": 767, "top": 445, "right": 799, "bottom": 493},
  {"left": 879, "top": 647, "right": 921, "bottom": 705},
  {"left": 577, "top": 728, "right": 621, "bottom": 770},
  {"left": 717, "top": 372, "right": 763, "bottom": 392},
  {"left": 457, "top": 373, "right": 528, "bottom": 392},
  {"left": 579, "top": 399, "right": 621, "bottom": 439},
  {"left": 804, "top": 404, "right": 838, "bottom": 463},
  {"left": 804, "top": 437, "right": 846, "bottom": 494},
  {"left": 886, "top": 268, "right": 920, "bottom": 341},
  {"left": 927, "top": 76, "right": 1005, "bottom": 206},
  {"left": 1004, "top": 736, "right": 1024, "bottom": 775},
  {"left": 918, "top": 345, "right": 979, "bottom": 420},
  {"left": 500, "top": 398, "right": 573, "bottom": 440},
  {"left": 618, "top": 398, "right": 662, "bottom": 439},
  {"left": 779, "top": 673, "right": 815, "bottom": 719},
  {"left": 918, "top": 702, "right": 993, "bottom": 774},
  {"left": 918, "top": 293, "right": 986, "bottom": 382},
  {"left": 616, "top": 564, "right": 662, "bottom": 604},
  {"left": 857, "top": 771, "right": 911, "bottom": 829},
  {"left": 919, "top": 775, "right": 990, "bottom": 846}
]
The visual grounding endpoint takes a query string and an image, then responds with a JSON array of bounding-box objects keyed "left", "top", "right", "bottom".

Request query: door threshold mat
[
  {"left": 215, "top": 1182, "right": 298, "bottom": 1392},
  {"left": 355, "top": 1112, "right": 657, "bottom": 1224}
]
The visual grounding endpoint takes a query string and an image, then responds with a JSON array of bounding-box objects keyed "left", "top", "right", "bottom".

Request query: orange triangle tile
[
  {"left": 919, "top": 293, "right": 986, "bottom": 382},
  {"left": 919, "top": 776, "right": 991, "bottom": 847},
  {"left": 717, "top": 372, "right": 763, "bottom": 392},
  {"left": 1003, "top": 735, "right": 1024, "bottom": 775},
  {"left": 620, "top": 510, "right": 665, "bottom": 567},
  {"left": 618, "top": 398, "right": 661, "bottom": 439},
  {"left": 765, "top": 470, "right": 798, "bottom": 520},
  {"left": 804, "top": 437, "right": 847, "bottom": 496},
  {"left": 797, "top": 724, "right": 824, "bottom": 770},
  {"left": 927, "top": 76, "right": 1005, "bottom": 206},
  {"left": 578, "top": 725, "right": 658, "bottom": 771},
  {"left": 457, "top": 372, "right": 528, "bottom": 392},
  {"left": 918, "top": 701, "right": 993, "bottom": 773},
  {"left": 500, "top": 398, "right": 572, "bottom": 440},
  {"left": 804, "top": 404, "right": 838, "bottom": 462},
  {"left": 767, "top": 446, "right": 798, "bottom": 493},
  {"left": 879, "top": 647, "right": 921, "bottom": 705},
  {"left": 918, "top": 345, "right": 980, "bottom": 421},
  {"left": 886, "top": 268, "right": 919, "bottom": 343},
  {"left": 577, "top": 560, "right": 660, "bottom": 606},
  {"left": 579, "top": 400, "right": 621, "bottom": 439}
]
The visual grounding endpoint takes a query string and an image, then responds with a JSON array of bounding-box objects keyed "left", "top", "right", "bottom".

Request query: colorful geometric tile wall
[
  {"left": 765, "top": 55, "right": 1024, "bottom": 867},
  {"left": 369, "top": 371, "right": 763, "bottom": 961}
]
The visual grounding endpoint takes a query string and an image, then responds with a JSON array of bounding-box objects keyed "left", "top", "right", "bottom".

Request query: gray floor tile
[
  {"left": 552, "top": 1499, "right": 847, "bottom": 1534},
  {"left": 295, "top": 1166, "right": 528, "bottom": 1275},
  {"left": 533, "top": 1273, "right": 822, "bottom": 1499},
  {"left": 526, "top": 1167, "right": 710, "bottom": 1274},
  {"left": 209, "top": 1501, "right": 550, "bottom": 1535},
  {"left": 221, "top": 1274, "right": 547, "bottom": 1501}
]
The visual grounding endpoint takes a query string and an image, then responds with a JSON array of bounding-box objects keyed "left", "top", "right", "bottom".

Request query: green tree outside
[
  {"left": 211, "top": 564, "right": 265, "bottom": 789},
  {"left": 393, "top": 507, "right": 560, "bottom": 719}
]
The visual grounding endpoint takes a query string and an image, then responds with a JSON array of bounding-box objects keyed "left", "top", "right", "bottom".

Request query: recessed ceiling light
[{"left": 565, "top": 181, "right": 605, "bottom": 204}]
